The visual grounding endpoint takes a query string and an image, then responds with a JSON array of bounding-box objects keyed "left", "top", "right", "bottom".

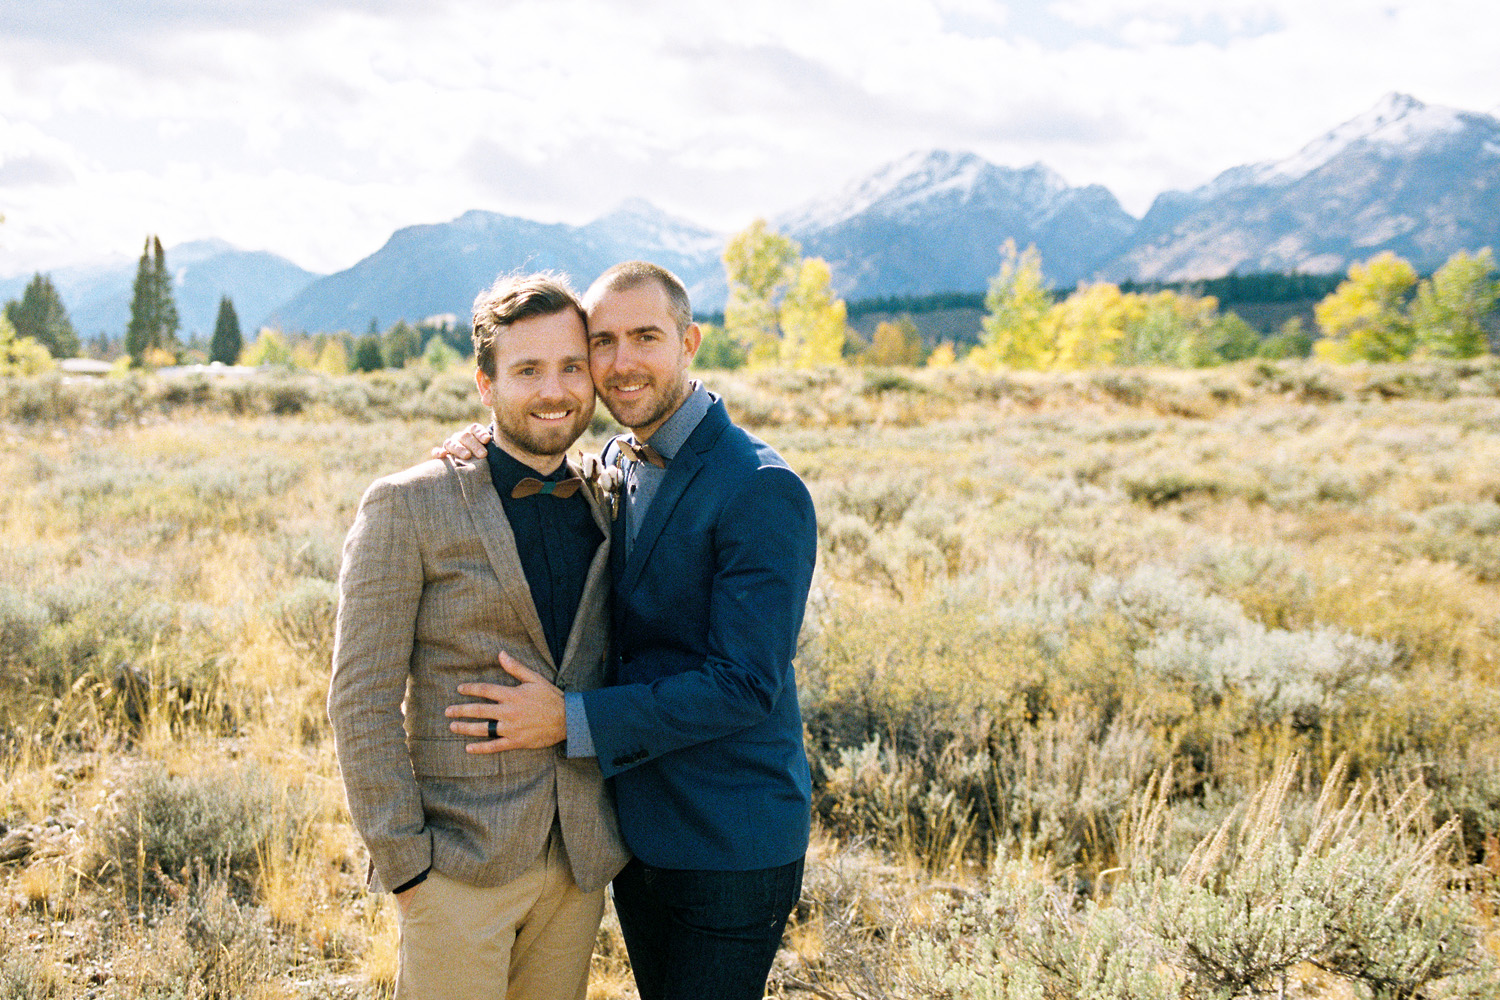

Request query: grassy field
[{"left": 2, "top": 358, "right": 1499, "bottom": 998}]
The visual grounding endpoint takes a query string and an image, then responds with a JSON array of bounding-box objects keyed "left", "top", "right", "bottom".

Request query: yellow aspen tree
[
  {"left": 722, "top": 220, "right": 800, "bottom": 366},
  {"left": 1051, "top": 283, "right": 1143, "bottom": 369},
  {"left": 1411, "top": 249, "right": 1498, "bottom": 359},
  {"left": 779, "top": 257, "right": 847, "bottom": 368},
  {"left": 973, "top": 240, "right": 1053, "bottom": 369},
  {"left": 1314, "top": 252, "right": 1418, "bottom": 362},
  {"left": 866, "top": 315, "right": 923, "bottom": 366}
]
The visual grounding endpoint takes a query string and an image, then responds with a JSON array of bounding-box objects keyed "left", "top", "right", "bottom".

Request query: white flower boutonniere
[{"left": 579, "top": 453, "right": 624, "bottom": 520}]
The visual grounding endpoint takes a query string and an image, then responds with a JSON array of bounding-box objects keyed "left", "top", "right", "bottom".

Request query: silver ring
[{"left": 487, "top": 719, "right": 499, "bottom": 740}]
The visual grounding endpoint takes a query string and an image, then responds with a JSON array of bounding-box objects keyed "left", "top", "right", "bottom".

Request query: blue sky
[{"left": 1, "top": 0, "right": 1497, "bottom": 277}]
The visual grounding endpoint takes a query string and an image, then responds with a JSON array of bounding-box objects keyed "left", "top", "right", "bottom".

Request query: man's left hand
[{"left": 446, "top": 652, "right": 566, "bottom": 752}]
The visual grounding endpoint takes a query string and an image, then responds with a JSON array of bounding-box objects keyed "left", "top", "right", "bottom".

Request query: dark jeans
[{"left": 611, "top": 855, "right": 804, "bottom": 1000}]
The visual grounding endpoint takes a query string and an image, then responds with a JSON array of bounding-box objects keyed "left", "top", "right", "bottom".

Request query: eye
[{"left": 517, "top": 366, "right": 537, "bottom": 377}]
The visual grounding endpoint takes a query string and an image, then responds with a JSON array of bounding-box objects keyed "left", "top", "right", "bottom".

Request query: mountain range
[{"left": 6, "top": 93, "right": 1498, "bottom": 339}]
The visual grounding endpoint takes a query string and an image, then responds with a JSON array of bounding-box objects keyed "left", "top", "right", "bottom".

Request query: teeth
[
  {"left": 615, "top": 383, "right": 646, "bottom": 392},
  {"left": 534, "top": 410, "right": 569, "bottom": 419}
]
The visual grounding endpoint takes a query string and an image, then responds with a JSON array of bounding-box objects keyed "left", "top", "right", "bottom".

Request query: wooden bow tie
[
  {"left": 617, "top": 438, "right": 667, "bottom": 468},
  {"left": 511, "top": 477, "right": 584, "bottom": 498}
]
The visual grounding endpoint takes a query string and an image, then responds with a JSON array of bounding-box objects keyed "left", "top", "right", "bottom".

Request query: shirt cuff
[
  {"left": 391, "top": 867, "right": 430, "bottom": 895},
  {"left": 564, "top": 692, "right": 596, "bottom": 759}
]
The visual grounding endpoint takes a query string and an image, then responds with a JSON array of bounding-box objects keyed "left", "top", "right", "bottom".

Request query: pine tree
[
  {"left": 124, "top": 235, "right": 181, "bottom": 366},
  {"left": 352, "top": 334, "right": 384, "bottom": 372},
  {"left": 210, "top": 296, "right": 243, "bottom": 365},
  {"left": 124, "top": 238, "right": 156, "bottom": 365},
  {"left": 382, "top": 320, "right": 420, "bottom": 369},
  {"left": 4, "top": 273, "right": 79, "bottom": 358},
  {"left": 153, "top": 236, "right": 179, "bottom": 351}
]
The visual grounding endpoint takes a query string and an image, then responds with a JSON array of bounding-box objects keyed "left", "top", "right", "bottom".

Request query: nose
[{"left": 537, "top": 369, "right": 571, "bottom": 402}]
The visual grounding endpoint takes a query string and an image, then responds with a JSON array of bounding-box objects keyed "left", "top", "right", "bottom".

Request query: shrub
[{"left": 96, "top": 761, "right": 311, "bottom": 905}]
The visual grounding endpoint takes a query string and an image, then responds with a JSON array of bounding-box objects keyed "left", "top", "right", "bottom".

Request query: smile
[{"left": 532, "top": 410, "right": 572, "bottom": 420}]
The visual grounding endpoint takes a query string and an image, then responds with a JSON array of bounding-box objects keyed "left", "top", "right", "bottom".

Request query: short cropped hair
[
  {"left": 471, "top": 271, "right": 585, "bottom": 378},
  {"left": 584, "top": 261, "right": 693, "bottom": 336}
]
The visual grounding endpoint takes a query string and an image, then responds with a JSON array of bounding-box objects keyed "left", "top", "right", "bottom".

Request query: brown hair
[
  {"left": 583, "top": 261, "right": 693, "bottom": 336},
  {"left": 471, "top": 271, "right": 585, "bottom": 378}
]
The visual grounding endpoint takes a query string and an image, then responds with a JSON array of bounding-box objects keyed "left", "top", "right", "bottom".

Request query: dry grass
[{"left": 2, "top": 358, "right": 1499, "bottom": 996}]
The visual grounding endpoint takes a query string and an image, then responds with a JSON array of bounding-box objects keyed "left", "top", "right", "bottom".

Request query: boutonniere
[{"left": 578, "top": 452, "right": 624, "bottom": 520}]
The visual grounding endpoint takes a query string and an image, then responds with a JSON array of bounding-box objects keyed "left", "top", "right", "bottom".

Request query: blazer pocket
[{"left": 408, "top": 737, "right": 502, "bottom": 778}]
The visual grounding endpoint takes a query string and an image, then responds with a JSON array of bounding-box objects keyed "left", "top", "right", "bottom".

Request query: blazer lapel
[
  {"left": 557, "top": 454, "right": 611, "bottom": 687},
  {"left": 451, "top": 457, "right": 555, "bottom": 676},
  {"left": 616, "top": 402, "right": 728, "bottom": 595}
]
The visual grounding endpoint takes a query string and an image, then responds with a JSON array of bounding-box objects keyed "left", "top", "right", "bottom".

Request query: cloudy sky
[{"left": 1, "top": 0, "right": 1497, "bottom": 278}]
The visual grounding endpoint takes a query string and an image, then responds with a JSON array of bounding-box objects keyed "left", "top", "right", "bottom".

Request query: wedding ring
[{"left": 487, "top": 719, "right": 499, "bottom": 740}]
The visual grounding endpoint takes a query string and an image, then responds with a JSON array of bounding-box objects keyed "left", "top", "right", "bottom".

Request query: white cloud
[{"left": 2, "top": 0, "right": 1499, "bottom": 278}]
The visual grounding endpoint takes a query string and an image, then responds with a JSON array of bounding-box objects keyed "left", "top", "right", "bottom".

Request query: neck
[
  {"left": 492, "top": 434, "right": 567, "bottom": 476},
  {"left": 632, "top": 379, "right": 692, "bottom": 441}
]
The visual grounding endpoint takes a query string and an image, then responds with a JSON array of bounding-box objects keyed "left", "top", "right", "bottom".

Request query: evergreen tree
[
  {"left": 124, "top": 235, "right": 181, "bottom": 366},
  {"left": 352, "top": 334, "right": 385, "bottom": 372},
  {"left": 5, "top": 273, "right": 79, "bottom": 358},
  {"left": 210, "top": 295, "right": 243, "bottom": 365},
  {"left": 383, "top": 320, "right": 420, "bottom": 369},
  {"left": 154, "top": 237, "right": 179, "bottom": 350}
]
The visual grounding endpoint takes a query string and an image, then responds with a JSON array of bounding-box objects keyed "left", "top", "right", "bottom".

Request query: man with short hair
[
  {"left": 329, "top": 272, "right": 629, "bottom": 1000},
  {"left": 445, "top": 261, "right": 818, "bottom": 1000}
]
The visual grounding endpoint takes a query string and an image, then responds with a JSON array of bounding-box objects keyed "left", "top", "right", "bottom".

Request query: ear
[
  {"left": 474, "top": 367, "right": 494, "bottom": 409},
  {"left": 682, "top": 322, "right": 702, "bottom": 362}
]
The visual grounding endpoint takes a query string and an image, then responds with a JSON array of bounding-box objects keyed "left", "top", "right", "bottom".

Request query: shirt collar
[
  {"left": 485, "top": 435, "right": 571, "bottom": 493},
  {"left": 641, "top": 380, "right": 714, "bottom": 462}
]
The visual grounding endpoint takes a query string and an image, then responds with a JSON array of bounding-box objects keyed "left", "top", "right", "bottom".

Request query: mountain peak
[
  {"left": 777, "top": 150, "right": 1074, "bottom": 234},
  {"left": 1259, "top": 91, "right": 1467, "bottom": 184}
]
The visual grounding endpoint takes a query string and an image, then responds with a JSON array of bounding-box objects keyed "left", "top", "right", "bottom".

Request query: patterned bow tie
[
  {"left": 511, "top": 477, "right": 584, "bottom": 499},
  {"left": 617, "top": 438, "right": 667, "bottom": 469}
]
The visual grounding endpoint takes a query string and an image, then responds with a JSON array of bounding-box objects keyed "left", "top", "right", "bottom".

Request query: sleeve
[
  {"left": 327, "top": 478, "right": 433, "bottom": 891},
  {"left": 564, "top": 691, "right": 596, "bottom": 758},
  {"left": 579, "top": 464, "right": 817, "bottom": 777}
]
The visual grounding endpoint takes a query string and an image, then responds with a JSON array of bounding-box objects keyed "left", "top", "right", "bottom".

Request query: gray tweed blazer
[{"left": 328, "top": 453, "right": 628, "bottom": 894}]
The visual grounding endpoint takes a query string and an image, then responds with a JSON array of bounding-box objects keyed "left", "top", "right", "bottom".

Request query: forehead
[
  {"left": 587, "top": 281, "right": 673, "bottom": 332},
  {"left": 491, "top": 309, "right": 588, "bottom": 362}
]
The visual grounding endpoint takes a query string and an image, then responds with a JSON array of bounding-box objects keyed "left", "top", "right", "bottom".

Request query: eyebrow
[
  {"left": 590, "top": 324, "right": 665, "bottom": 339},
  {"left": 507, "top": 354, "right": 588, "bottom": 369}
]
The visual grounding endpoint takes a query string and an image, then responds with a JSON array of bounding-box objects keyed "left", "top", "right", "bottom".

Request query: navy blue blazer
[{"left": 579, "top": 398, "right": 817, "bottom": 871}]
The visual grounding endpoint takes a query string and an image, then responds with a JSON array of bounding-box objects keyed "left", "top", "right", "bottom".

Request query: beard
[
  {"left": 491, "top": 398, "right": 593, "bottom": 464},
  {"left": 600, "top": 374, "right": 687, "bottom": 435}
]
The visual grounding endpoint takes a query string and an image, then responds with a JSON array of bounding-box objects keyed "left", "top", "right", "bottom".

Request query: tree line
[
  {"left": 4, "top": 226, "right": 1497, "bottom": 376},
  {"left": 699, "top": 225, "right": 1498, "bottom": 371}
]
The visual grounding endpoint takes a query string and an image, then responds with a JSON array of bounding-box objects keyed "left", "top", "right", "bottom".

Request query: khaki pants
[{"left": 395, "top": 836, "right": 605, "bottom": 1000}]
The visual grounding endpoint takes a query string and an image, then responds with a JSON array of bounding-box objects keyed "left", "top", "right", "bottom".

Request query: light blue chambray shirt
[{"left": 564, "top": 381, "right": 714, "bottom": 758}]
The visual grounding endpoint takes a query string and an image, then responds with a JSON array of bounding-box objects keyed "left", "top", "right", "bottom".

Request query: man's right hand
[
  {"left": 430, "top": 423, "right": 491, "bottom": 461},
  {"left": 396, "top": 883, "right": 420, "bottom": 916}
]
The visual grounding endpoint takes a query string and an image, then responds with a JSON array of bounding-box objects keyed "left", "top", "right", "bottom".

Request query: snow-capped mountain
[
  {"left": 778, "top": 150, "right": 1136, "bottom": 296},
  {"left": 15, "top": 92, "right": 1500, "bottom": 337},
  {"left": 267, "top": 202, "right": 727, "bottom": 334},
  {"left": 1108, "top": 93, "right": 1500, "bottom": 281}
]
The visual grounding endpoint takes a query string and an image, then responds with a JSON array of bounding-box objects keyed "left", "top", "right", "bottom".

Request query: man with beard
[
  {"left": 329, "top": 272, "right": 628, "bottom": 1000},
  {"left": 443, "top": 261, "right": 818, "bottom": 1000}
]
